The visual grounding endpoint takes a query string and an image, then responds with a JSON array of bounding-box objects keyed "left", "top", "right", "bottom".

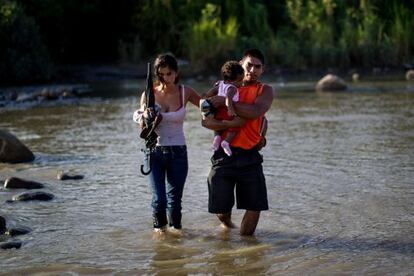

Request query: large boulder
[
  {"left": 406, "top": 70, "right": 414, "bottom": 81},
  {"left": 0, "top": 130, "right": 35, "bottom": 163},
  {"left": 4, "top": 177, "right": 44, "bottom": 189},
  {"left": 316, "top": 74, "right": 347, "bottom": 91}
]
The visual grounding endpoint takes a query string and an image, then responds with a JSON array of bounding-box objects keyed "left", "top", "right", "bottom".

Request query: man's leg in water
[
  {"left": 208, "top": 153, "right": 237, "bottom": 226},
  {"left": 240, "top": 210, "right": 260, "bottom": 235},
  {"left": 217, "top": 212, "right": 236, "bottom": 229}
]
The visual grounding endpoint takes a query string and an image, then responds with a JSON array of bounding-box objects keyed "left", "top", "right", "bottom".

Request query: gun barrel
[{"left": 146, "top": 62, "right": 155, "bottom": 108}]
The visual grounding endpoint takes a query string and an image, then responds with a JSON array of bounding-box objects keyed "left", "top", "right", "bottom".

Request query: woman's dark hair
[
  {"left": 221, "top": 60, "right": 244, "bottom": 81},
  {"left": 154, "top": 53, "right": 179, "bottom": 84}
]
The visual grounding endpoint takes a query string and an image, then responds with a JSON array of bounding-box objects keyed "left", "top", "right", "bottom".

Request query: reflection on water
[{"left": 0, "top": 79, "right": 413, "bottom": 274}]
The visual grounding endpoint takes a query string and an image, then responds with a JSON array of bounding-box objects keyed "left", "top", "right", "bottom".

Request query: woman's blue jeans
[{"left": 148, "top": 145, "right": 188, "bottom": 229}]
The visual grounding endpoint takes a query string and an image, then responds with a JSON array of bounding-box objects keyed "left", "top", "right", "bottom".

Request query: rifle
[{"left": 139, "top": 62, "right": 162, "bottom": 175}]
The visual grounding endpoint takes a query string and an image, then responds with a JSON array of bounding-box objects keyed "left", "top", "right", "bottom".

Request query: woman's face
[{"left": 157, "top": 66, "right": 177, "bottom": 85}]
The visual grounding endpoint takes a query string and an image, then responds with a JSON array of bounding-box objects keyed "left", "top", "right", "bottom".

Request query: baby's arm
[
  {"left": 204, "top": 85, "right": 219, "bottom": 98},
  {"left": 226, "top": 87, "right": 237, "bottom": 116}
]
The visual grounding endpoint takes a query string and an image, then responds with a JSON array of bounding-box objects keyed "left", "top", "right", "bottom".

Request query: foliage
[
  {"left": 132, "top": 0, "right": 204, "bottom": 59},
  {"left": 182, "top": 0, "right": 279, "bottom": 71},
  {"left": 234, "top": 0, "right": 278, "bottom": 64},
  {"left": 183, "top": 3, "right": 238, "bottom": 73},
  {"left": 0, "top": 0, "right": 52, "bottom": 84},
  {"left": 282, "top": 0, "right": 413, "bottom": 68},
  {"left": 388, "top": 1, "right": 414, "bottom": 64},
  {"left": 1, "top": 0, "right": 414, "bottom": 83}
]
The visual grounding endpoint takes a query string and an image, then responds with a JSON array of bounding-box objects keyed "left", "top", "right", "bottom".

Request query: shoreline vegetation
[{"left": 1, "top": 1, "right": 413, "bottom": 86}]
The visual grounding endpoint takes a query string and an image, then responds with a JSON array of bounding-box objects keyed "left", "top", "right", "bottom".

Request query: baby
[{"left": 201, "top": 60, "right": 244, "bottom": 156}]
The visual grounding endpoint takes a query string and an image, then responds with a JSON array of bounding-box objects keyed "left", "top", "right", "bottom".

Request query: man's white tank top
[{"left": 155, "top": 85, "right": 186, "bottom": 146}]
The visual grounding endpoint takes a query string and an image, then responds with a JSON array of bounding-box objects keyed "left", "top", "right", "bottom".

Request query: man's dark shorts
[{"left": 208, "top": 147, "right": 268, "bottom": 214}]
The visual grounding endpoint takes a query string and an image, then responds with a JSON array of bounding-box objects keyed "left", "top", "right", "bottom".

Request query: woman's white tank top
[{"left": 155, "top": 85, "right": 186, "bottom": 146}]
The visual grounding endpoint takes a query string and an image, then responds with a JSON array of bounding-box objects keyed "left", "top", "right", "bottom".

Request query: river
[{"left": 0, "top": 78, "right": 413, "bottom": 274}]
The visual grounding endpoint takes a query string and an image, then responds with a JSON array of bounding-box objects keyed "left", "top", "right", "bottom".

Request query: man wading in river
[{"left": 202, "top": 49, "right": 273, "bottom": 235}]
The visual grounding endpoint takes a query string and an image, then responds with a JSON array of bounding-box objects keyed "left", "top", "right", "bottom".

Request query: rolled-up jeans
[{"left": 148, "top": 145, "right": 188, "bottom": 229}]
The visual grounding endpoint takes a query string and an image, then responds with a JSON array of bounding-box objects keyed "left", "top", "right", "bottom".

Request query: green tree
[
  {"left": 0, "top": 0, "right": 52, "bottom": 84},
  {"left": 183, "top": 3, "right": 238, "bottom": 72}
]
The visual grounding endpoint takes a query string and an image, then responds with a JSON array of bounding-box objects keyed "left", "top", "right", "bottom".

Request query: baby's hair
[{"left": 221, "top": 60, "right": 244, "bottom": 81}]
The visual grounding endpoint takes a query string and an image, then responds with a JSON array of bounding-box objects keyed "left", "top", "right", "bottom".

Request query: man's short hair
[{"left": 242, "top": 49, "right": 265, "bottom": 65}]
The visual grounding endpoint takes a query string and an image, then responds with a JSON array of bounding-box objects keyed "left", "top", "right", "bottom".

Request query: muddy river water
[{"left": 0, "top": 79, "right": 413, "bottom": 274}]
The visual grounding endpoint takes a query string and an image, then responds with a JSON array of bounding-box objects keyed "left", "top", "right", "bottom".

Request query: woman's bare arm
[{"left": 185, "top": 86, "right": 201, "bottom": 107}]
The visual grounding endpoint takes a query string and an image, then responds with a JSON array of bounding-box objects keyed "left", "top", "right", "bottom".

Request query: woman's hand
[{"left": 133, "top": 109, "right": 144, "bottom": 128}]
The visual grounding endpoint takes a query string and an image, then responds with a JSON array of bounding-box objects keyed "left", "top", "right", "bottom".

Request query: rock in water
[
  {"left": 316, "top": 74, "right": 347, "bottom": 91},
  {"left": 406, "top": 69, "right": 414, "bottom": 81},
  {"left": 4, "top": 177, "right": 44, "bottom": 189},
  {"left": 7, "top": 226, "right": 31, "bottom": 236},
  {"left": 352, "top": 73, "right": 360, "bottom": 82},
  {"left": 0, "top": 216, "right": 6, "bottom": 234},
  {"left": 0, "top": 130, "right": 35, "bottom": 163},
  {"left": 11, "top": 191, "right": 54, "bottom": 202},
  {"left": 0, "top": 216, "right": 31, "bottom": 236},
  {"left": 0, "top": 241, "right": 22, "bottom": 249},
  {"left": 57, "top": 171, "right": 84, "bottom": 180}
]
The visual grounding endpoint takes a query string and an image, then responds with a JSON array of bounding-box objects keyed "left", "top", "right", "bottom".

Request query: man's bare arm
[
  {"left": 234, "top": 85, "right": 273, "bottom": 119},
  {"left": 201, "top": 116, "right": 245, "bottom": 131}
]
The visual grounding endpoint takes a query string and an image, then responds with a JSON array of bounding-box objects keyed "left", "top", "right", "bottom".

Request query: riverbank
[
  {"left": 0, "top": 84, "right": 91, "bottom": 107},
  {"left": 55, "top": 63, "right": 413, "bottom": 83},
  {"left": 1, "top": 63, "right": 412, "bottom": 109},
  {"left": 1, "top": 62, "right": 410, "bottom": 86}
]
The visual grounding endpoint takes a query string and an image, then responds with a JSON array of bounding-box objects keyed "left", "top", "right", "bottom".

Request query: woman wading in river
[{"left": 134, "top": 54, "right": 200, "bottom": 235}]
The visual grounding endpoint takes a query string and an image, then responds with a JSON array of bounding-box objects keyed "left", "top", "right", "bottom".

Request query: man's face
[{"left": 240, "top": 56, "right": 264, "bottom": 82}]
